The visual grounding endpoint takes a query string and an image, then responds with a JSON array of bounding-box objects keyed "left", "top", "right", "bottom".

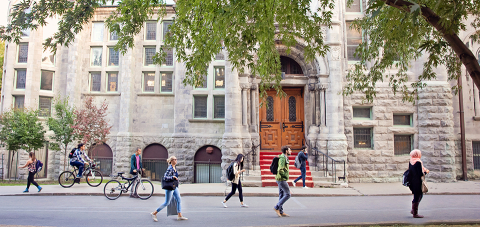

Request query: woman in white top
[{"left": 222, "top": 154, "right": 248, "bottom": 208}]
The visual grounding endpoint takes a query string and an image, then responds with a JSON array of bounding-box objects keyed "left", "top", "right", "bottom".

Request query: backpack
[
  {"left": 226, "top": 162, "right": 235, "bottom": 181},
  {"left": 270, "top": 156, "right": 280, "bottom": 174},
  {"left": 294, "top": 153, "right": 301, "bottom": 169},
  {"left": 35, "top": 159, "right": 43, "bottom": 173},
  {"left": 402, "top": 169, "right": 410, "bottom": 187},
  {"left": 68, "top": 148, "right": 76, "bottom": 159}
]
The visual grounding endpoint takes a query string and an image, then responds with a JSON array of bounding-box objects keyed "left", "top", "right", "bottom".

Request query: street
[{"left": 0, "top": 195, "right": 479, "bottom": 226}]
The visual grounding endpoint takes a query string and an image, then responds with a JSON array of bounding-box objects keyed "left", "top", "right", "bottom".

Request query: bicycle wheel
[
  {"left": 104, "top": 180, "right": 123, "bottom": 200},
  {"left": 135, "top": 179, "right": 154, "bottom": 200},
  {"left": 58, "top": 171, "right": 75, "bottom": 188},
  {"left": 86, "top": 170, "right": 103, "bottom": 187}
]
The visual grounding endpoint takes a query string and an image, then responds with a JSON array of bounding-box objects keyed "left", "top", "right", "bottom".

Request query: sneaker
[
  {"left": 177, "top": 216, "right": 188, "bottom": 220},
  {"left": 221, "top": 201, "right": 228, "bottom": 208},
  {"left": 37, "top": 186, "right": 42, "bottom": 192},
  {"left": 23, "top": 188, "right": 29, "bottom": 193},
  {"left": 241, "top": 204, "right": 249, "bottom": 208},
  {"left": 281, "top": 213, "right": 290, "bottom": 217},
  {"left": 292, "top": 181, "right": 296, "bottom": 187},
  {"left": 273, "top": 208, "right": 282, "bottom": 217},
  {"left": 303, "top": 186, "right": 309, "bottom": 189},
  {"left": 150, "top": 212, "right": 158, "bottom": 222}
]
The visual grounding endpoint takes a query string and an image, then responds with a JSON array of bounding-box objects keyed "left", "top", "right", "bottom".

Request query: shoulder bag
[
  {"left": 162, "top": 177, "right": 178, "bottom": 190},
  {"left": 421, "top": 176, "right": 428, "bottom": 193}
]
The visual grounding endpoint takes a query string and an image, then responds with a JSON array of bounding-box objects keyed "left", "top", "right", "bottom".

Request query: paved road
[{"left": 0, "top": 195, "right": 479, "bottom": 227}]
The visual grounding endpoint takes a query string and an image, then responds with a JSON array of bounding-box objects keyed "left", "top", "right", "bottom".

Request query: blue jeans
[
  {"left": 70, "top": 161, "right": 84, "bottom": 177},
  {"left": 274, "top": 180, "right": 291, "bottom": 214},
  {"left": 156, "top": 188, "right": 182, "bottom": 213},
  {"left": 294, "top": 167, "right": 306, "bottom": 187}
]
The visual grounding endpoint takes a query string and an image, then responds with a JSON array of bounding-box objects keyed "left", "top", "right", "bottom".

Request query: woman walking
[
  {"left": 19, "top": 152, "right": 42, "bottom": 193},
  {"left": 408, "top": 149, "right": 429, "bottom": 218},
  {"left": 222, "top": 154, "right": 248, "bottom": 208},
  {"left": 150, "top": 156, "right": 188, "bottom": 221}
]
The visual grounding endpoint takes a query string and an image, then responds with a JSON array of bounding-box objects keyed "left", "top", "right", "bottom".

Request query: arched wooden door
[
  {"left": 194, "top": 146, "right": 222, "bottom": 183},
  {"left": 89, "top": 144, "right": 113, "bottom": 176},
  {"left": 260, "top": 88, "right": 305, "bottom": 151},
  {"left": 142, "top": 144, "right": 168, "bottom": 181}
]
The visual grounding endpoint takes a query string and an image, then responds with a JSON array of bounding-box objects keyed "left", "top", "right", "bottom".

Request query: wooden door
[{"left": 260, "top": 88, "right": 304, "bottom": 151}]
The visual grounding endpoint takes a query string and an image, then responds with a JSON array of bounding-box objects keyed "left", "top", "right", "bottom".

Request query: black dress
[{"left": 408, "top": 162, "right": 424, "bottom": 194}]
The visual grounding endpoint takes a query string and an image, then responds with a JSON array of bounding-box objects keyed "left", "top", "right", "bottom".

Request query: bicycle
[
  {"left": 58, "top": 161, "right": 103, "bottom": 188},
  {"left": 104, "top": 170, "right": 154, "bottom": 200}
]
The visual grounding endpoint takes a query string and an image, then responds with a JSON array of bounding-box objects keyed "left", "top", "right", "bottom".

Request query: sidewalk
[{"left": 1, "top": 180, "right": 479, "bottom": 197}]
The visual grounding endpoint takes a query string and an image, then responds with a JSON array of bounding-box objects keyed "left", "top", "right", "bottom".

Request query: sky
[{"left": 0, "top": 0, "right": 9, "bottom": 27}]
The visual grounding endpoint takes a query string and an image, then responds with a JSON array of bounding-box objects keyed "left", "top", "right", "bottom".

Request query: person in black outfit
[
  {"left": 293, "top": 145, "right": 308, "bottom": 188},
  {"left": 408, "top": 149, "right": 429, "bottom": 218}
]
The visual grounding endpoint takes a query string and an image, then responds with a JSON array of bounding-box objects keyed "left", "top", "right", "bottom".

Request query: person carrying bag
[{"left": 408, "top": 149, "right": 430, "bottom": 218}]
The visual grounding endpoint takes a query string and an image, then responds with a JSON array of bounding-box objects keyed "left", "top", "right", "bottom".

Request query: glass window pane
[
  {"left": 144, "top": 72, "right": 155, "bottom": 92},
  {"left": 214, "top": 96, "right": 225, "bottom": 119},
  {"left": 16, "top": 69, "right": 27, "bottom": 89},
  {"left": 110, "top": 31, "right": 118, "bottom": 40},
  {"left": 353, "top": 128, "right": 372, "bottom": 148},
  {"left": 145, "top": 22, "right": 157, "bottom": 40},
  {"left": 14, "top": 96, "right": 25, "bottom": 109},
  {"left": 90, "top": 72, "right": 101, "bottom": 92},
  {"left": 163, "top": 47, "right": 173, "bottom": 66},
  {"left": 266, "top": 96, "right": 274, "bottom": 122},
  {"left": 107, "top": 72, "right": 118, "bottom": 92},
  {"left": 161, "top": 72, "right": 172, "bottom": 92},
  {"left": 194, "top": 96, "right": 207, "bottom": 118},
  {"left": 353, "top": 107, "right": 370, "bottom": 118},
  {"left": 108, "top": 47, "right": 119, "bottom": 66},
  {"left": 39, "top": 97, "right": 52, "bottom": 117},
  {"left": 288, "top": 96, "right": 296, "bottom": 122},
  {"left": 163, "top": 21, "right": 173, "bottom": 40},
  {"left": 144, "top": 47, "right": 156, "bottom": 66},
  {"left": 18, "top": 43, "right": 28, "bottom": 63},
  {"left": 346, "top": 21, "right": 362, "bottom": 61},
  {"left": 393, "top": 115, "right": 411, "bottom": 125},
  {"left": 40, "top": 71, "right": 54, "bottom": 91},
  {"left": 214, "top": 67, "right": 225, "bottom": 89},
  {"left": 394, "top": 135, "right": 412, "bottom": 155},
  {"left": 91, "top": 22, "right": 104, "bottom": 42},
  {"left": 346, "top": 0, "right": 361, "bottom": 12},
  {"left": 91, "top": 47, "right": 103, "bottom": 66},
  {"left": 473, "top": 141, "right": 480, "bottom": 170}
]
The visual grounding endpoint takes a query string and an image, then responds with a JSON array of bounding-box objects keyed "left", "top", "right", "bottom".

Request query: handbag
[
  {"left": 161, "top": 177, "right": 178, "bottom": 190},
  {"left": 167, "top": 196, "right": 178, "bottom": 216},
  {"left": 421, "top": 176, "right": 428, "bottom": 193}
]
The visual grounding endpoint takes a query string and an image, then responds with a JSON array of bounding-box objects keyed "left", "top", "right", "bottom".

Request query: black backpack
[
  {"left": 402, "top": 169, "right": 410, "bottom": 187},
  {"left": 226, "top": 162, "right": 235, "bottom": 181},
  {"left": 270, "top": 156, "right": 280, "bottom": 174},
  {"left": 68, "top": 148, "right": 76, "bottom": 159}
]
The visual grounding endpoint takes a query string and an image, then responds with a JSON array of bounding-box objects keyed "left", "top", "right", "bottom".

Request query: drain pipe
[{"left": 458, "top": 75, "right": 467, "bottom": 181}]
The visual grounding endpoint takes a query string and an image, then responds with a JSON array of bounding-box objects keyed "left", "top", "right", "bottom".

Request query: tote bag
[
  {"left": 167, "top": 196, "right": 178, "bottom": 216},
  {"left": 421, "top": 176, "right": 428, "bottom": 193}
]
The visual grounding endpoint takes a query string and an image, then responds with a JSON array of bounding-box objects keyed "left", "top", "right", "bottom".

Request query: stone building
[{"left": 1, "top": 0, "right": 479, "bottom": 183}]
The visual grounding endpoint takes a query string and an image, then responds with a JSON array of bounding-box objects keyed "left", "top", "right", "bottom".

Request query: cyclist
[{"left": 70, "top": 143, "right": 91, "bottom": 178}]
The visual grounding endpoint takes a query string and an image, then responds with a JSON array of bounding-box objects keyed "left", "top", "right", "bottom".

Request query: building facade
[{"left": 1, "top": 0, "right": 479, "bottom": 183}]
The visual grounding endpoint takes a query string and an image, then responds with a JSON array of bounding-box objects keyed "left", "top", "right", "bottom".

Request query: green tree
[
  {"left": 47, "top": 97, "right": 76, "bottom": 172},
  {"left": 344, "top": 0, "right": 480, "bottom": 102},
  {"left": 0, "top": 108, "right": 46, "bottom": 179}
]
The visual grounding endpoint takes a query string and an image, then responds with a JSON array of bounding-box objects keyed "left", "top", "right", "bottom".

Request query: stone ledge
[
  {"left": 188, "top": 119, "right": 225, "bottom": 123},
  {"left": 137, "top": 93, "right": 174, "bottom": 97},
  {"left": 82, "top": 93, "right": 121, "bottom": 96},
  {"left": 388, "top": 127, "right": 416, "bottom": 134}
]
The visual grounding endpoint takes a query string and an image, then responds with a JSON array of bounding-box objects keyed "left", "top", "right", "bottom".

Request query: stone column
[
  {"left": 250, "top": 84, "right": 257, "bottom": 132},
  {"left": 241, "top": 84, "right": 249, "bottom": 126}
]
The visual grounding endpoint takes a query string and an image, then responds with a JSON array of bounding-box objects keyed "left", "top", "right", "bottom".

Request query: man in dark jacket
[
  {"left": 130, "top": 148, "right": 143, "bottom": 198},
  {"left": 293, "top": 145, "right": 308, "bottom": 188}
]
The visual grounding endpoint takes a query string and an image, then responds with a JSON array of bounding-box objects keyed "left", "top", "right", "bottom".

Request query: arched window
[
  {"left": 194, "top": 145, "right": 222, "bottom": 183},
  {"left": 288, "top": 96, "right": 297, "bottom": 122},
  {"left": 89, "top": 144, "right": 113, "bottom": 176},
  {"left": 266, "top": 96, "right": 274, "bottom": 122},
  {"left": 280, "top": 56, "right": 303, "bottom": 75},
  {"left": 142, "top": 144, "right": 168, "bottom": 181}
]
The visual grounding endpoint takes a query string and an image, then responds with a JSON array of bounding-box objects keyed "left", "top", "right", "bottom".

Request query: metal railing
[
  {"left": 244, "top": 141, "right": 260, "bottom": 177},
  {"left": 311, "top": 147, "right": 346, "bottom": 183}
]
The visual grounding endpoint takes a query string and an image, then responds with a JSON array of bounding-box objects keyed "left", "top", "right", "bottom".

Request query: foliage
[
  {"left": 72, "top": 96, "right": 112, "bottom": 150},
  {"left": 47, "top": 96, "right": 76, "bottom": 171},
  {"left": 344, "top": 0, "right": 480, "bottom": 103}
]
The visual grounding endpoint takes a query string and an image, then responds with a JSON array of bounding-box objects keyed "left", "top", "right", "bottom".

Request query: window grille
[
  {"left": 16, "top": 69, "right": 27, "bottom": 89},
  {"left": 40, "top": 71, "right": 54, "bottom": 91},
  {"left": 39, "top": 97, "right": 52, "bottom": 117},
  {"left": 110, "top": 31, "right": 118, "bottom": 40},
  {"left": 163, "top": 47, "right": 173, "bottom": 66},
  {"left": 473, "top": 141, "right": 480, "bottom": 170},
  {"left": 214, "top": 67, "right": 225, "bottom": 88},
  {"left": 144, "top": 47, "right": 156, "bottom": 66},
  {"left": 145, "top": 22, "right": 157, "bottom": 40},
  {"left": 144, "top": 72, "right": 155, "bottom": 92},
  {"left": 108, "top": 47, "right": 119, "bottom": 66},
  {"left": 393, "top": 115, "right": 411, "bottom": 126},
  {"left": 18, "top": 43, "right": 28, "bottom": 63},
  {"left": 161, "top": 72, "right": 173, "bottom": 92},
  {"left": 214, "top": 96, "right": 225, "bottom": 119},
  {"left": 346, "top": 21, "right": 362, "bottom": 61},
  {"left": 90, "top": 72, "right": 101, "bottom": 92},
  {"left": 194, "top": 96, "right": 207, "bottom": 118},
  {"left": 163, "top": 21, "right": 173, "bottom": 40},
  {"left": 266, "top": 96, "right": 274, "bottom": 122},
  {"left": 107, "top": 72, "right": 118, "bottom": 92},
  {"left": 215, "top": 52, "right": 224, "bottom": 60},
  {"left": 14, "top": 96, "right": 25, "bottom": 109},
  {"left": 394, "top": 135, "right": 412, "bottom": 155},
  {"left": 91, "top": 22, "right": 104, "bottom": 42},
  {"left": 346, "top": 0, "right": 361, "bottom": 12},
  {"left": 91, "top": 47, "right": 103, "bottom": 66},
  {"left": 353, "top": 128, "right": 372, "bottom": 148},
  {"left": 353, "top": 107, "right": 371, "bottom": 118},
  {"left": 288, "top": 96, "right": 296, "bottom": 122}
]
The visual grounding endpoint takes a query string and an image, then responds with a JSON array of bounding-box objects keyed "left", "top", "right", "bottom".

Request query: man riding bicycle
[{"left": 70, "top": 143, "right": 91, "bottom": 178}]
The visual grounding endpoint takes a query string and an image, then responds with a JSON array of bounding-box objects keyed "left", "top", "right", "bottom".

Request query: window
[
  {"left": 346, "top": 0, "right": 361, "bottom": 12},
  {"left": 18, "top": 43, "right": 28, "bottom": 63},
  {"left": 393, "top": 114, "right": 412, "bottom": 126},
  {"left": 280, "top": 56, "right": 303, "bottom": 74},
  {"left": 162, "top": 47, "right": 173, "bottom": 66},
  {"left": 194, "top": 96, "right": 208, "bottom": 118},
  {"left": 107, "top": 72, "right": 118, "bottom": 92},
  {"left": 214, "top": 67, "right": 225, "bottom": 89},
  {"left": 15, "top": 69, "right": 27, "bottom": 89},
  {"left": 145, "top": 22, "right": 157, "bottom": 40},
  {"left": 214, "top": 96, "right": 225, "bottom": 119},
  {"left": 40, "top": 71, "right": 54, "bottom": 91},
  {"left": 110, "top": 31, "right": 119, "bottom": 41},
  {"left": 394, "top": 135, "right": 413, "bottom": 155},
  {"left": 39, "top": 97, "right": 52, "bottom": 117},
  {"left": 473, "top": 141, "right": 480, "bottom": 170},
  {"left": 143, "top": 72, "right": 155, "bottom": 92},
  {"left": 41, "top": 49, "right": 55, "bottom": 66},
  {"left": 346, "top": 21, "right": 362, "bottom": 61},
  {"left": 13, "top": 95, "right": 25, "bottom": 109},
  {"left": 353, "top": 107, "right": 371, "bottom": 119},
  {"left": 91, "top": 22, "right": 104, "bottom": 42},
  {"left": 215, "top": 52, "right": 225, "bottom": 60},
  {"left": 161, "top": 72, "right": 173, "bottom": 92},
  {"left": 90, "top": 72, "right": 102, "bottom": 92},
  {"left": 196, "top": 74, "right": 207, "bottom": 89},
  {"left": 91, "top": 47, "right": 103, "bottom": 66},
  {"left": 108, "top": 47, "right": 119, "bottom": 66},
  {"left": 144, "top": 47, "right": 156, "bottom": 66},
  {"left": 353, "top": 128, "right": 372, "bottom": 148},
  {"left": 163, "top": 21, "right": 173, "bottom": 40}
]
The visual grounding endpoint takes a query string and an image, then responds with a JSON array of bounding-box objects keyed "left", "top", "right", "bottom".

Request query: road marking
[{"left": 291, "top": 197, "right": 307, "bottom": 209}]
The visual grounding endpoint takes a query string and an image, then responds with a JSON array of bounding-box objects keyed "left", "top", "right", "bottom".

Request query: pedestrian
[
  {"left": 70, "top": 143, "right": 91, "bottom": 178},
  {"left": 150, "top": 156, "right": 188, "bottom": 221},
  {"left": 129, "top": 148, "right": 144, "bottom": 198},
  {"left": 274, "top": 145, "right": 291, "bottom": 217},
  {"left": 19, "top": 152, "right": 42, "bottom": 193},
  {"left": 222, "top": 154, "right": 249, "bottom": 208},
  {"left": 408, "top": 149, "right": 429, "bottom": 218},
  {"left": 292, "top": 145, "right": 308, "bottom": 189}
]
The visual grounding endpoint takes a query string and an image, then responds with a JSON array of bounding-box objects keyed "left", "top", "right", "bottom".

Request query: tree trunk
[
  {"left": 382, "top": 0, "right": 480, "bottom": 89},
  {"left": 64, "top": 146, "right": 67, "bottom": 172}
]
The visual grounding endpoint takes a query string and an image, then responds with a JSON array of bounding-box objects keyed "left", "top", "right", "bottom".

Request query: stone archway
[
  {"left": 89, "top": 144, "right": 113, "bottom": 176},
  {"left": 194, "top": 145, "right": 222, "bottom": 183},
  {"left": 142, "top": 143, "right": 168, "bottom": 181}
]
